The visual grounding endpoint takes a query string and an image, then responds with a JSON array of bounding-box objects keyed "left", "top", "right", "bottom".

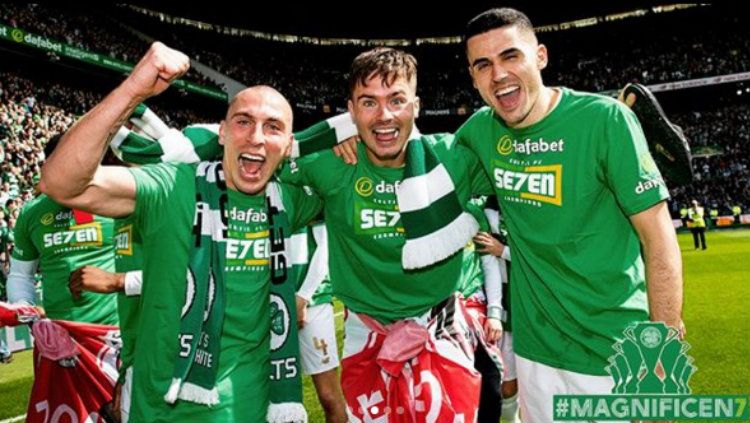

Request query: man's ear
[
  {"left": 218, "top": 120, "right": 227, "bottom": 146},
  {"left": 283, "top": 134, "right": 294, "bottom": 157},
  {"left": 468, "top": 66, "right": 478, "bottom": 89},
  {"left": 537, "top": 44, "right": 548, "bottom": 70}
]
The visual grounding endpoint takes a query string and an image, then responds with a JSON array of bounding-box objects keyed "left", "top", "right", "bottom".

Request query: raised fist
[{"left": 122, "top": 42, "right": 190, "bottom": 100}]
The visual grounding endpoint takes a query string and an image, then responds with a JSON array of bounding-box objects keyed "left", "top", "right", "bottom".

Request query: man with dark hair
[
  {"left": 279, "top": 47, "right": 500, "bottom": 422},
  {"left": 7, "top": 133, "right": 118, "bottom": 324},
  {"left": 456, "top": 7, "right": 684, "bottom": 422}
]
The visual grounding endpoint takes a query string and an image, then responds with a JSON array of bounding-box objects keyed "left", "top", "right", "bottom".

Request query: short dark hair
[
  {"left": 464, "top": 8, "right": 534, "bottom": 45},
  {"left": 348, "top": 48, "right": 417, "bottom": 98}
]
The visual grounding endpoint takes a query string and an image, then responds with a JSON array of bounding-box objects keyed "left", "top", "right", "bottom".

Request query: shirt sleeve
[
  {"left": 124, "top": 270, "right": 143, "bottom": 296},
  {"left": 128, "top": 163, "right": 186, "bottom": 237},
  {"left": 11, "top": 207, "right": 38, "bottom": 261},
  {"left": 462, "top": 146, "right": 494, "bottom": 197},
  {"left": 603, "top": 103, "right": 669, "bottom": 216},
  {"left": 278, "top": 148, "right": 352, "bottom": 203},
  {"left": 481, "top": 255, "right": 503, "bottom": 312},
  {"left": 283, "top": 184, "right": 324, "bottom": 232},
  {"left": 7, "top": 257, "right": 38, "bottom": 305}
]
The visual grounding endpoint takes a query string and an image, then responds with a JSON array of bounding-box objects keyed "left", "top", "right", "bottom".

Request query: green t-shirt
[
  {"left": 114, "top": 214, "right": 142, "bottom": 373},
  {"left": 128, "top": 162, "right": 321, "bottom": 423},
  {"left": 456, "top": 87, "right": 669, "bottom": 375},
  {"left": 11, "top": 195, "right": 118, "bottom": 324},
  {"left": 280, "top": 134, "right": 493, "bottom": 323}
]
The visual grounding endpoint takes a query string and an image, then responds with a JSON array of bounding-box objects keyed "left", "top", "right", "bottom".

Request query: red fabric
[
  {"left": 31, "top": 320, "right": 79, "bottom": 361},
  {"left": 342, "top": 331, "right": 481, "bottom": 423},
  {"left": 463, "top": 297, "right": 488, "bottom": 328},
  {"left": 357, "top": 315, "right": 430, "bottom": 377},
  {"left": 25, "top": 320, "right": 121, "bottom": 423},
  {"left": 342, "top": 296, "right": 484, "bottom": 423},
  {"left": 72, "top": 209, "right": 94, "bottom": 225},
  {"left": 0, "top": 302, "right": 42, "bottom": 327}
]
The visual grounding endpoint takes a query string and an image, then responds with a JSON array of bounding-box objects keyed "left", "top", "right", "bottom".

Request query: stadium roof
[{"left": 125, "top": 2, "right": 692, "bottom": 39}]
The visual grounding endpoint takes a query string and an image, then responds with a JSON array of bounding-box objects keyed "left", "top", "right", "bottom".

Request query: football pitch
[{"left": 1, "top": 229, "right": 748, "bottom": 422}]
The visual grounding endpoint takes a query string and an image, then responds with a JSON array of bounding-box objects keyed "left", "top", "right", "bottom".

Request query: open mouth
[
  {"left": 373, "top": 127, "right": 400, "bottom": 144},
  {"left": 494, "top": 85, "right": 521, "bottom": 110},
  {"left": 239, "top": 153, "right": 265, "bottom": 180}
]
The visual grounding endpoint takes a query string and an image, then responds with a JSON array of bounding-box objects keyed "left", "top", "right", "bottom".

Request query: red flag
[
  {"left": 341, "top": 296, "right": 491, "bottom": 423},
  {"left": 25, "top": 320, "right": 121, "bottom": 423},
  {"left": 342, "top": 331, "right": 481, "bottom": 423},
  {"left": 0, "top": 302, "right": 42, "bottom": 327}
]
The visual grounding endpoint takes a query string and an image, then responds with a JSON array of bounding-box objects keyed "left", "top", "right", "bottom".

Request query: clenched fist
[
  {"left": 69, "top": 265, "right": 124, "bottom": 299},
  {"left": 121, "top": 42, "right": 190, "bottom": 100}
]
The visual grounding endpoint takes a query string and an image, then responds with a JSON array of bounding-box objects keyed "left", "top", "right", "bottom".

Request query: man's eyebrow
[{"left": 471, "top": 48, "right": 522, "bottom": 67}]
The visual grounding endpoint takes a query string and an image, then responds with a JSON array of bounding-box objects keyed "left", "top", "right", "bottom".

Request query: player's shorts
[
  {"left": 516, "top": 355, "right": 615, "bottom": 423},
  {"left": 298, "top": 302, "right": 340, "bottom": 375}
]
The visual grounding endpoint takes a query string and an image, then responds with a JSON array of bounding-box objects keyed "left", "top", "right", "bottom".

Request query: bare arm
[
  {"left": 630, "top": 201, "right": 684, "bottom": 334},
  {"left": 40, "top": 42, "right": 190, "bottom": 217}
]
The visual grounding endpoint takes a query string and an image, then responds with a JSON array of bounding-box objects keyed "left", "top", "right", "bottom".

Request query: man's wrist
[
  {"left": 296, "top": 293, "right": 311, "bottom": 304},
  {"left": 114, "top": 273, "right": 126, "bottom": 292},
  {"left": 487, "top": 305, "right": 503, "bottom": 321}
]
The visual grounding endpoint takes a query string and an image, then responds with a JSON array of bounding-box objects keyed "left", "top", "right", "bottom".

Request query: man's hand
[
  {"left": 69, "top": 266, "right": 124, "bottom": 300},
  {"left": 484, "top": 317, "right": 503, "bottom": 344},
  {"left": 34, "top": 306, "right": 46, "bottom": 319},
  {"left": 295, "top": 295, "right": 309, "bottom": 329},
  {"left": 617, "top": 88, "right": 637, "bottom": 108},
  {"left": 677, "top": 319, "right": 687, "bottom": 340},
  {"left": 474, "top": 232, "right": 505, "bottom": 257},
  {"left": 121, "top": 42, "right": 190, "bottom": 101},
  {"left": 333, "top": 135, "right": 359, "bottom": 165}
]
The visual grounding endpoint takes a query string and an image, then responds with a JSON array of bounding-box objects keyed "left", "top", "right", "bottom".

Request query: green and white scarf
[
  {"left": 115, "top": 106, "right": 306, "bottom": 421},
  {"left": 112, "top": 106, "right": 475, "bottom": 268},
  {"left": 265, "top": 181, "right": 307, "bottom": 423},
  {"left": 163, "top": 161, "right": 227, "bottom": 406},
  {"left": 398, "top": 135, "right": 479, "bottom": 269}
]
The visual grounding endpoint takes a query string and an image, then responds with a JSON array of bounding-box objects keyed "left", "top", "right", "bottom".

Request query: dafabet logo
[
  {"left": 355, "top": 177, "right": 374, "bottom": 197},
  {"left": 496, "top": 135, "right": 565, "bottom": 156}
]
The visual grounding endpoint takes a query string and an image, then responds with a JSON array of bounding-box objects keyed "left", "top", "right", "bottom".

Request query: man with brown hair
[{"left": 279, "top": 47, "right": 499, "bottom": 422}]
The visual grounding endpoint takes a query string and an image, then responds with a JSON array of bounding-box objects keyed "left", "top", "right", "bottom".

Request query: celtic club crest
[
  {"left": 606, "top": 322, "right": 696, "bottom": 394},
  {"left": 269, "top": 293, "right": 290, "bottom": 352}
]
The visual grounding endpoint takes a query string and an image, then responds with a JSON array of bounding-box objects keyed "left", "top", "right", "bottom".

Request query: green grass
[
  {"left": 1, "top": 230, "right": 748, "bottom": 422},
  {"left": 0, "top": 349, "right": 33, "bottom": 420},
  {"left": 678, "top": 229, "right": 750, "bottom": 395}
]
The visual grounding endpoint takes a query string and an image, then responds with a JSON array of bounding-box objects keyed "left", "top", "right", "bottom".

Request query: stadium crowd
[
  {"left": 0, "top": 4, "right": 222, "bottom": 90},
  {"left": 0, "top": 70, "right": 217, "bottom": 300},
  {"left": 2, "top": 4, "right": 749, "bottom": 110},
  {"left": 1, "top": 0, "right": 747, "bottom": 325}
]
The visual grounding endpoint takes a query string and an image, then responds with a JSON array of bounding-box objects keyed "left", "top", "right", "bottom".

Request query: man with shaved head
[{"left": 41, "top": 42, "right": 322, "bottom": 422}]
